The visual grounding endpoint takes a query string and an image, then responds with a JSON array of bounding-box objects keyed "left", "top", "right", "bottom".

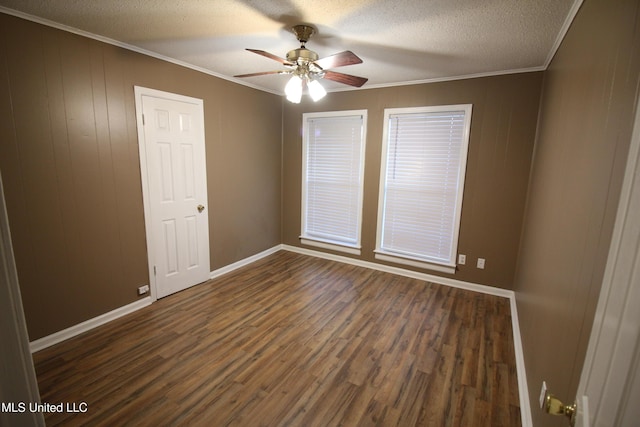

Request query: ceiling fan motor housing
[
  {"left": 288, "top": 25, "right": 320, "bottom": 67},
  {"left": 286, "top": 48, "right": 319, "bottom": 64}
]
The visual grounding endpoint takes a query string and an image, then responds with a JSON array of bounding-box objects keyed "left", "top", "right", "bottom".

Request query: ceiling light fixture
[
  {"left": 236, "top": 24, "right": 367, "bottom": 103},
  {"left": 307, "top": 79, "right": 327, "bottom": 102},
  {"left": 284, "top": 75, "right": 303, "bottom": 103},
  {"left": 284, "top": 73, "right": 326, "bottom": 103}
]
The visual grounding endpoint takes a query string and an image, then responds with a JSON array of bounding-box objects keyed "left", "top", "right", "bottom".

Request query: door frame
[
  {"left": 0, "top": 173, "right": 45, "bottom": 427},
  {"left": 134, "top": 86, "right": 208, "bottom": 301},
  {"left": 574, "top": 93, "right": 640, "bottom": 426}
]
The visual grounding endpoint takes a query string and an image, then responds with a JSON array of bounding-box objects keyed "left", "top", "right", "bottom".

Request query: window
[
  {"left": 301, "top": 110, "right": 367, "bottom": 255},
  {"left": 375, "top": 105, "right": 472, "bottom": 273}
]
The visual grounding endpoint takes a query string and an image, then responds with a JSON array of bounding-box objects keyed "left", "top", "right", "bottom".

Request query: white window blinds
[
  {"left": 376, "top": 105, "right": 472, "bottom": 270},
  {"left": 301, "top": 111, "right": 367, "bottom": 252}
]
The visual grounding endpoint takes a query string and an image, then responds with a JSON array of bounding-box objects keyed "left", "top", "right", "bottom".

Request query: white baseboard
[
  {"left": 280, "top": 244, "right": 532, "bottom": 427},
  {"left": 281, "top": 244, "right": 514, "bottom": 298},
  {"left": 209, "top": 245, "right": 282, "bottom": 280},
  {"left": 30, "top": 297, "right": 152, "bottom": 353},
  {"left": 30, "top": 246, "right": 282, "bottom": 353}
]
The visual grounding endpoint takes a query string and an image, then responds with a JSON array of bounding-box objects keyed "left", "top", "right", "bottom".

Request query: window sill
[
  {"left": 374, "top": 251, "right": 456, "bottom": 274},
  {"left": 300, "top": 237, "right": 361, "bottom": 256}
]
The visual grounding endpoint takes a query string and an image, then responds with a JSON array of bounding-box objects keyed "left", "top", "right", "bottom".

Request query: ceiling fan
[{"left": 234, "top": 24, "right": 368, "bottom": 103}]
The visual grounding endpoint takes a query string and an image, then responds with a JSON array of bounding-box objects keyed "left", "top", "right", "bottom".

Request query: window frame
[
  {"left": 300, "top": 109, "right": 368, "bottom": 255},
  {"left": 374, "top": 104, "right": 473, "bottom": 273}
]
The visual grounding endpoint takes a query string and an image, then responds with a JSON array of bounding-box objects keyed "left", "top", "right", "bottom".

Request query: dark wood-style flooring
[{"left": 33, "top": 251, "right": 521, "bottom": 426}]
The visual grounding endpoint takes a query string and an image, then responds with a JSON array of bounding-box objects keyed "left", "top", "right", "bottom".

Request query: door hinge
[
  {"left": 142, "top": 114, "right": 146, "bottom": 126},
  {"left": 153, "top": 265, "right": 156, "bottom": 276}
]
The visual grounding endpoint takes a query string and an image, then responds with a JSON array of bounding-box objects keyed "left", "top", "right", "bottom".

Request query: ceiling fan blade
[
  {"left": 246, "top": 49, "right": 293, "bottom": 65},
  {"left": 322, "top": 70, "right": 368, "bottom": 87},
  {"left": 234, "top": 71, "right": 288, "bottom": 78},
  {"left": 314, "top": 51, "right": 363, "bottom": 69}
]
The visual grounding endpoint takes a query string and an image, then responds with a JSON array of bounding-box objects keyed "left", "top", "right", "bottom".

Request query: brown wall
[
  {"left": 282, "top": 73, "right": 543, "bottom": 289},
  {"left": 0, "top": 13, "right": 282, "bottom": 340},
  {"left": 513, "top": 0, "right": 640, "bottom": 425}
]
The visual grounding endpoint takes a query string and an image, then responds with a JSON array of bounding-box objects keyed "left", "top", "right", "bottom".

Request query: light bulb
[
  {"left": 285, "top": 75, "right": 302, "bottom": 103},
  {"left": 307, "top": 79, "right": 327, "bottom": 102}
]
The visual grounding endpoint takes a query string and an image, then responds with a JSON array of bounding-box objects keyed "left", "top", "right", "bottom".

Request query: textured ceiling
[{"left": 0, "top": 0, "right": 581, "bottom": 95}]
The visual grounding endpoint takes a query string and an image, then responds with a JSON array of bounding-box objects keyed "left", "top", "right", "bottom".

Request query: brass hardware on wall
[{"left": 544, "top": 392, "right": 577, "bottom": 426}]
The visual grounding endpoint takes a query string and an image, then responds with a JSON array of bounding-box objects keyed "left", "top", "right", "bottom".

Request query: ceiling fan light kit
[
  {"left": 307, "top": 79, "right": 327, "bottom": 102},
  {"left": 235, "top": 24, "right": 368, "bottom": 103},
  {"left": 285, "top": 75, "right": 303, "bottom": 103}
]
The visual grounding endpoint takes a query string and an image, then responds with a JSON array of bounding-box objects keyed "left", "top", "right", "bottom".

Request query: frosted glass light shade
[
  {"left": 285, "top": 75, "right": 302, "bottom": 103},
  {"left": 308, "top": 79, "right": 326, "bottom": 102}
]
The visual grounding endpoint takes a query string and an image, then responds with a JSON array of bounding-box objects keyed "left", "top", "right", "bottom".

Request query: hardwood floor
[{"left": 33, "top": 251, "right": 521, "bottom": 426}]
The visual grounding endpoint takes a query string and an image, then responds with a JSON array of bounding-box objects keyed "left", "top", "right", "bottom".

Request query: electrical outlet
[
  {"left": 458, "top": 254, "right": 466, "bottom": 265},
  {"left": 137, "top": 285, "right": 150, "bottom": 295},
  {"left": 477, "top": 258, "right": 485, "bottom": 269},
  {"left": 539, "top": 381, "right": 548, "bottom": 409}
]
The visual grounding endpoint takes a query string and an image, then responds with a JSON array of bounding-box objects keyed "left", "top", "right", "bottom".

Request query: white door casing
[
  {"left": 135, "top": 87, "right": 210, "bottom": 299},
  {"left": 0, "top": 173, "right": 45, "bottom": 427}
]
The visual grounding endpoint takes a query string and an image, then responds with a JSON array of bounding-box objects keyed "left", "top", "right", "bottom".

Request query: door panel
[{"left": 137, "top": 88, "right": 210, "bottom": 299}]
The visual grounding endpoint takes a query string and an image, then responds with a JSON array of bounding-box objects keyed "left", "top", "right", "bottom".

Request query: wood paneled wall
[
  {"left": 282, "top": 73, "right": 543, "bottom": 289},
  {"left": 513, "top": 0, "right": 640, "bottom": 425},
  {"left": 0, "top": 13, "right": 282, "bottom": 340}
]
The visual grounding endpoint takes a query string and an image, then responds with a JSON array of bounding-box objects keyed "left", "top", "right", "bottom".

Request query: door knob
[
  {"left": 197, "top": 204, "right": 205, "bottom": 213},
  {"left": 544, "top": 393, "right": 576, "bottom": 426}
]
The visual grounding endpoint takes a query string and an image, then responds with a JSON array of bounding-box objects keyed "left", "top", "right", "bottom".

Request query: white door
[
  {"left": 135, "top": 87, "right": 210, "bottom": 299},
  {"left": 0, "top": 173, "right": 45, "bottom": 427},
  {"left": 573, "top": 92, "right": 640, "bottom": 426}
]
